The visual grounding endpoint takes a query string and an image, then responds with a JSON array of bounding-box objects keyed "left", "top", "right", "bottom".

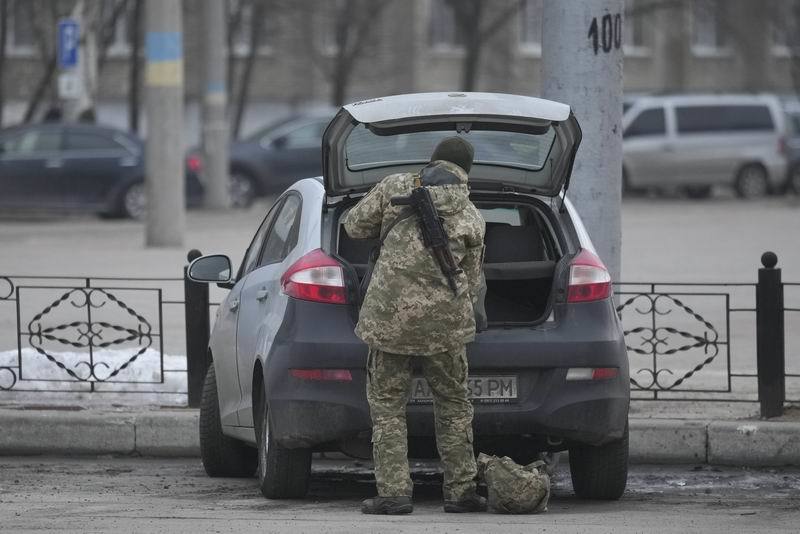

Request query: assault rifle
[{"left": 391, "top": 186, "right": 462, "bottom": 295}]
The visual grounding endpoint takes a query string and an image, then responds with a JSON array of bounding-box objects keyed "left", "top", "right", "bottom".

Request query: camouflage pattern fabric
[
  {"left": 476, "top": 453, "right": 551, "bottom": 514},
  {"left": 343, "top": 160, "right": 485, "bottom": 356},
  {"left": 367, "top": 347, "right": 477, "bottom": 500}
]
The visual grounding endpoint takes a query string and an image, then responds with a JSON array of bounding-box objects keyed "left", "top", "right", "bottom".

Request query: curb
[{"left": 1, "top": 409, "right": 799, "bottom": 466}]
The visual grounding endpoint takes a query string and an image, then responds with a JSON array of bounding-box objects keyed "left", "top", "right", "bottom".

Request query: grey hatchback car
[{"left": 189, "top": 92, "right": 630, "bottom": 502}]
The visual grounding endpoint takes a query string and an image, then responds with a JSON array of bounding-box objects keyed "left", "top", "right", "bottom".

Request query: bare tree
[
  {"left": 22, "top": 1, "right": 63, "bottom": 123},
  {"left": 445, "top": 0, "right": 523, "bottom": 92},
  {"left": 0, "top": 0, "right": 8, "bottom": 127},
  {"left": 231, "top": 0, "right": 269, "bottom": 139},
  {"left": 304, "top": 0, "right": 392, "bottom": 107}
]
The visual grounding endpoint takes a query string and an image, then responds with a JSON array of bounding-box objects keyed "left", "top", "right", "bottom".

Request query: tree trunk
[
  {"left": 0, "top": 0, "right": 8, "bottom": 127},
  {"left": 461, "top": 36, "right": 481, "bottom": 92},
  {"left": 129, "top": 0, "right": 143, "bottom": 132},
  {"left": 23, "top": 55, "right": 58, "bottom": 123},
  {"left": 232, "top": 0, "right": 266, "bottom": 139}
]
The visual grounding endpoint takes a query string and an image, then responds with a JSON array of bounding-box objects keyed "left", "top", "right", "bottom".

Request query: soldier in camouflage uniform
[{"left": 343, "top": 137, "right": 487, "bottom": 515}]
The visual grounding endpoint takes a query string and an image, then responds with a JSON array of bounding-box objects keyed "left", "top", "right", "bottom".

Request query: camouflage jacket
[{"left": 343, "top": 160, "right": 485, "bottom": 356}]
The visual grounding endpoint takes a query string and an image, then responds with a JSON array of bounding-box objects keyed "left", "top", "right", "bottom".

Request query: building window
[
  {"left": 317, "top": 0, "right": 347, "bottom": 56},
  {"left": 228, "top": 0, "right": 274, "bottom": 57},
  {"left": 623, "top": 0, "right": 649, "bottom": 56},
  {"left": 7, "top": 0, "right": 36, "bottom": 56},
  {"left": 770, "top": 0, "right": 800, "bottom": 57},
  {"left": 518, "top": 0, "right": 542, "bottom": 55},
  {"left": 691, "top": 0, "right": 729, "bottom": 56},
  {"left": 429, "top": 0, "right": 463, "bottom": 51},
  {"left": 100, "top": 1, "right": 132, "bottom": 57}
]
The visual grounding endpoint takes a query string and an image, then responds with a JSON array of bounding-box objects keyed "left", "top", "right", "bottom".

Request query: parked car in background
[
  {"left": 189, "top": 92, "right": 630, "bottom": 502},
  {"left": 0, "top": 122, "right": 203, "bottom": 219},
  {"left": 622, "top": 94, "right": 788, "bottom": 198},
  {"left": 187, "top": 113, "right": 333, "bottom": 207}
]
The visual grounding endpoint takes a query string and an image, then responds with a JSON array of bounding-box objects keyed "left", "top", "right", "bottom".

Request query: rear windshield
[{"left": 344, "top": 126, "right": 557, "bottom": 172}]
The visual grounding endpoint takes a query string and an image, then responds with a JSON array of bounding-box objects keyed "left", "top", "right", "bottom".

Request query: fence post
[
  {"left": 756, "top": 251, "right": 785, "bottom": 418},
  {"left": 185, "top": 249, "right": 210, "bottom": 408}
]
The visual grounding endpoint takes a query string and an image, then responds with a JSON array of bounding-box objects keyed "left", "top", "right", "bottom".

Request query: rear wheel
[
  {"left": 199, "top": 363, "right": 258, "bottom": 477},
  {"left": 229, "top": 170, "right": 257, "bottom": 208},
  {"left": 569, "top": 422, "right": 628, "bottom": 500},
  {"left": 256, "top": 388, "right": 312, "bottom": 498},
  {"left": 735, "top": 164, "right": 769, "bottom": 199},
  {"left": 120, "top": 182, "right": 147, "bottom": 220}
]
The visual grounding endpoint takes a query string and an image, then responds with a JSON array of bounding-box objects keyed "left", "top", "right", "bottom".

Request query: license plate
[{"left": 409, "top": 376, "right": 518, "bottom": 404}]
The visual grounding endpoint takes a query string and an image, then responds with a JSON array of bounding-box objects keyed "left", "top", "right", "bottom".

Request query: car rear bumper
[{"left": 265, "top": 299, "right": 630, "bottom": 451}]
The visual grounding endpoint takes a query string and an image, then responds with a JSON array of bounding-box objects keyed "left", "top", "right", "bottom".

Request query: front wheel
[
  {"left": 569, "top": 422, "right": 629, "bottom": 500},
  {"left": 256, "top": 389, "right": 312, "bottom": 499}
]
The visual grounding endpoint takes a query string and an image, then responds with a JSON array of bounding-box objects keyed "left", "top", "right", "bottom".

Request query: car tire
[
  {"left": 119, "top": 181, "right": 147, "bottom": 220},
  {"left": 199, "top": 363, "right": 258, "bottom": 478},
  {"left": 256, "top": 387, "right": 312, "bottom": 499},
  {"left": 734, "top": 164, "right": 769, "bottom": 199},
  {"left": 684, "top": 185, "right": 712, "bottom": 199},
  {"left": 229, "top": 170, "right": 257, "bottom": 209},
  {"left": 568, "top": 422, "right": 628, "bottom": 500}
]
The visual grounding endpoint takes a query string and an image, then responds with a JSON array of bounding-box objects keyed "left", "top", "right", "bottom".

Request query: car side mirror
[{"left": 188, "top": 254, "right": 233, "bottom": 284}]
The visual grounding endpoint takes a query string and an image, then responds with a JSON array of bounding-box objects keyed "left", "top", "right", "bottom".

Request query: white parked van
[{"left": 622, "top": 94, "right": 788, "bottom": 198}]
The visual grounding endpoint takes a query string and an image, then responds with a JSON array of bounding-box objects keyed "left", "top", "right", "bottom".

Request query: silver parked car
[
  {"left": 189, "top": 92, "right": 630, "bottom": 502},
  {"left": 622, "top": 94, "right": 788, "bottom": 198}
]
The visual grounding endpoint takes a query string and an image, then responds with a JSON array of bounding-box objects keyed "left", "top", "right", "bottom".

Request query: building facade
[{"left": 1, "top": 0, "right": 797, "bottom": 136}]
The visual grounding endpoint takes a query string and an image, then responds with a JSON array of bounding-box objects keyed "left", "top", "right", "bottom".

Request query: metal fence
[{"left": 1, "top": 254, "right": 797, "bottom": 414}]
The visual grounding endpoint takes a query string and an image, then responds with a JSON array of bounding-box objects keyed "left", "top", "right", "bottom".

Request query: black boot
[
  {"left": 443, "top": 492, "right": 487, "bottom": 513},
  {"left": 361, "top": 496, "right": 413, "bottom": 515}
]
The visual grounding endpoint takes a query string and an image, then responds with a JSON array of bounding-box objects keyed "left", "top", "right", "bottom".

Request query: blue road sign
[{"left": 58, "top": 19, "right": 79, "bottom": 69}]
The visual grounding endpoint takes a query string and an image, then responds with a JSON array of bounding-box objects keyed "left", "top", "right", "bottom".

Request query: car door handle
[
  {"left": 229, "top": 298, "right": 240, "bottom": 311},
  {"left": 256, "top": 289, "right": 269, "bottom": 301},
  {"left": 45, "top": 158, "right": 63, "bottom": 168}
]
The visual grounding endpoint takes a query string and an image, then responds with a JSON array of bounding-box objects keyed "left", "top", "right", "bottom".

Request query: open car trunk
[{"left": 335, "top": 197, "right": 561, "bottom": 326}]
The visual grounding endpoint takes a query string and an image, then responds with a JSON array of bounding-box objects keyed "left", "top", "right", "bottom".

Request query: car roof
[
  {"left": 632, "top": 93, "right": 782, "bottom": 107},
  {"left": 342, "top": 92, "right": 572, "bottom": 124}
]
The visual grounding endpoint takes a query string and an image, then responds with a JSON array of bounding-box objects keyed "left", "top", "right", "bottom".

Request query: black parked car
[
  {"left": 785, "top": 106, "right": 800, "bottom": 194},
  {"left": 0, "top": 122, "right": 203, "bottom": 219},
  {"left": 187, "top": 113, "right": 333, "bottom": 207}
]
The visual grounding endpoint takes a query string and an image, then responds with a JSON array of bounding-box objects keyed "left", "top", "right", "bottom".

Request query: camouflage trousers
[{"left": 366, "top": 346, "right": 477, "bottom": 500}]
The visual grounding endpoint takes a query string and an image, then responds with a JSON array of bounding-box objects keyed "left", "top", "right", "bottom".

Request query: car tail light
[
  {"left": 565, "top": 367, "right": 619, "bottom": 381},
  {"left": 186, "top": 153, "right": 203, "bottom": 173},
  {"left": 567, "top": 249, "right": 612, "bottom": 303},
  {"left": 281, "top": 249, "right": 347, "bottom": 304},
  {"left": 290, "top": 369, "right": 353, "bottom": 381}
]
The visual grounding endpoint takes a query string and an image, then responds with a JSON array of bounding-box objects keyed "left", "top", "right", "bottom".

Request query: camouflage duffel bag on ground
[{"left": 477, "top": 453, "right": 551, "bottom": 514}]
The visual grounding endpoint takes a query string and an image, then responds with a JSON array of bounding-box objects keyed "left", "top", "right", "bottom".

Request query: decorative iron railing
[{"left": 0, "top": 257, "right": 797, "bottom": 412}]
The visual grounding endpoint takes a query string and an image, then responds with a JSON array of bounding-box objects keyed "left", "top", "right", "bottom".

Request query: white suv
[{"left": 622, "top": 94, "right": 788, "bottom": 198}]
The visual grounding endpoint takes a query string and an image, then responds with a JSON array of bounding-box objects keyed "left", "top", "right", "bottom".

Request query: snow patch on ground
[{"left": 0, "top": 348, "right": 188, "bottom": 407}]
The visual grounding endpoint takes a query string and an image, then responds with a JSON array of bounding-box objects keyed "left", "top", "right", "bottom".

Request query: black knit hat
[{"left": 430, "top": 136, "right": 475, "bottom": 174}]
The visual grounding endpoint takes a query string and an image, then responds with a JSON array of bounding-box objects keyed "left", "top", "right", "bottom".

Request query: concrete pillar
[
  {"left": 200, "top": 0, "right": 230, "bottom": 209},
  {"left": 541, "top": 0, "right": 624, "bottom": 282},
  {"left": 144, "top": 0, "right": 185, "bottom": 247}
]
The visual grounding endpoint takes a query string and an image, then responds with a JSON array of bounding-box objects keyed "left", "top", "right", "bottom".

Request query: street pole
[
  {"left": 541, "top": 0, "right": 624, "bottom": 282},
  {"left": 144, "top": 0, "right": 185, "bottom": 247},
  {"left": 200, "top": 0, "right": 230, "bottom": 209}
]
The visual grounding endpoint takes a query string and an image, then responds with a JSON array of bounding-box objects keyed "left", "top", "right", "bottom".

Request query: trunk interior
[{"left": 335, "top": 198, "right": 562, "bottom": 326}]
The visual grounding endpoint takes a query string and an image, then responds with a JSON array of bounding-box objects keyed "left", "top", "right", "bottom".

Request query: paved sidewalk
[{"left": 1, "top": 406, "right": 799, "bottom": 466}]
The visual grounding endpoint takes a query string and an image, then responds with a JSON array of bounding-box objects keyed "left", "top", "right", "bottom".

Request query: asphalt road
[{"left": 0, "top": 457, "right": 798, "bottom": 533}]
